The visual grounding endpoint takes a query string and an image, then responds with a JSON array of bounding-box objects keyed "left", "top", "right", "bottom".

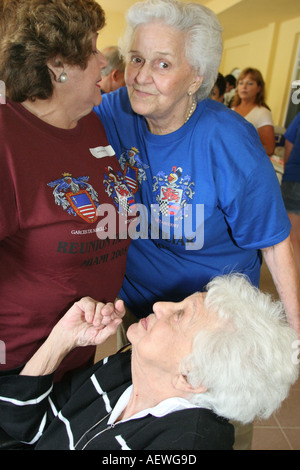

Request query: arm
[
  {"left": 21, "top": 297, "right": 125, "bottom": 376},
  {"left": 262, "top": 237, "right": 300, "bottom": 337},
  {"left": 0, "top": 298, "right": 125, "bottom": 446},
  {"left": 283, "top": 139, "right": 294, "bottom": 165},
  {"left": 257, "top": 125, "right": 275, "bottom": 156}
]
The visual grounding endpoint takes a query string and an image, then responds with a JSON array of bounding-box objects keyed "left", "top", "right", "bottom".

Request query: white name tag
[
  {"left": 0, "top": 80, "right": 6, "bottom": 105},
  {"left": 89, "top": 145, "right": 115, "bottom": 159}
]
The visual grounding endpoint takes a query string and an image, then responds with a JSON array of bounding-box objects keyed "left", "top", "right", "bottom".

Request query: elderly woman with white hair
[
  {"left": 0, "top": 274, "right": 298, "bottom": 450},
  {"left": 94, "top": 0, "right": 300, "bottom": 343}
]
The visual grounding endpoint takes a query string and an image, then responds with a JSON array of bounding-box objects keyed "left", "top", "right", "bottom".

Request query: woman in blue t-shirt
[{"left": 94, "top": 0, "right": 300, "bottom": 341}]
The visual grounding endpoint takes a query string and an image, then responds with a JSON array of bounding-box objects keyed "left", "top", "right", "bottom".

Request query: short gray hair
[
  {"left": 182, "top": 274, "right": 299, "bottom": 424},
  {"left": 101, "top": 46, "right": 125, "bottom": 77},
  {"left": 119, "top": 0, "right": 223, "bottom": 101}
]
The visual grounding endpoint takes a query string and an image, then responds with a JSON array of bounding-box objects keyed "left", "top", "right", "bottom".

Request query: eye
[
  {"left": 175, "top": 309, "right": 183, "bottom": 320},
  {"left": 130, "top": 56, "right": 144, "bottom": 66},
  {"left": 159, "top": 61, "right": 169, "bottom": 69}
]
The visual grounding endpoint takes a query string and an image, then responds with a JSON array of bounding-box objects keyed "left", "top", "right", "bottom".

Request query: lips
[
  {"left": 133, "top": 88, "right": 156, "bottom": 97},
  {"left": 140, "top": 317, "right": 148, "bottom": 330}
]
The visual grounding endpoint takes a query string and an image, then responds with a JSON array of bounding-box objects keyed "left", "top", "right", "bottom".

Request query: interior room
[
  {"left": 1, "top": 0, "right": 298, "bottom": 452},
  {"left": 95, "top": 0, "right": 300, "bottom": 450}
]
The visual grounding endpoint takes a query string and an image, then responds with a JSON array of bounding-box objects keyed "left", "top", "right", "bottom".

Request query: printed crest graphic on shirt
[
  {"left": 47, "top": 173, "right": 99, "bottom": 223},
  {"left": 119, "top": 147, "right": 149, "bottom": 193},
  {"left": 103, "top": 166, "right": 136, "bottom": 214},
  {"left": 153, "top": 167, "right": 195, "bottom": 218}
]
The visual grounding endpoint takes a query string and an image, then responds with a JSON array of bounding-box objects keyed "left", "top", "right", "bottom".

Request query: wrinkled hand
[{"left": 53, "top": 297, "right": 126, "bottom": 351}]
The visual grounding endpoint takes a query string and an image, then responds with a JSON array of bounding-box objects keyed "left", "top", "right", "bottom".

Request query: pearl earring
[{"left": 57, "top": 71, "right": 68, "bottom": 83}]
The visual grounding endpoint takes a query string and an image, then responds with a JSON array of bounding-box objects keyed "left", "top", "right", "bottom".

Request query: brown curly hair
[{"left": 0, "top": 0, "right": 106, "bottom": 102}]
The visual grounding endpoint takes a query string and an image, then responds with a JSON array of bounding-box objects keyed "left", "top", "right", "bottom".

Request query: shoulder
[
  {"left": 250, "top": 106, "right": 274, "bottom": 128},
  {"left": 94, "top": 87, "right": 132, "bottom": 119},
  {"left": 285, "top": 113, "right": 300, "bottom": 142},
  {"left": 197, "top": 99, "right": 261, "bottom": 145},
  {"left": 153, "top": 407, "right": 234, "bottom": 450},
  {"left": 193, "top": 100, "right": 272, "bottom": 185},
  {"left": 0, "top": 99, "right": 20, "bottom": 124}
]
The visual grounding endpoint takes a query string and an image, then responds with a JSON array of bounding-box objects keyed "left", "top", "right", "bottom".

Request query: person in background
[
  {"left": 0, "top": 0, "right": 133, "bottom": 381},
  {"left": 232, "top": 67, "right": 275, "bottom": 156},
  {"left": 281, "top": 112, "right": 300, "bottom": 278},
  {"left": 0, "top": 274, "right": 298, "bottom": 450},
  {"left": 100, "top": 46, "right": 126, "bottom": 94},
  {"left": 210, "top": 72, "right": 226, "bottom": 103},
  {"left": 224, "top": 73, "right": 236, "bottom": 107}
]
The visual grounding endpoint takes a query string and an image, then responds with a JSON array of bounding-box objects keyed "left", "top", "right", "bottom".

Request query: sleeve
[
  {"left": 0, "top": 368, "right": 57, "bottom": 445},
  {"left": 224, "top": 163, "right": 291, "bottom": 249},
  {"left": 255, "top": 107, "right": 274, "bottom": 128},
  {"left": 214, "top": 118, "right": 291, "bottom": 249},
  {"left": 0, "top": 360, "right": 107, "bottom": 446}
]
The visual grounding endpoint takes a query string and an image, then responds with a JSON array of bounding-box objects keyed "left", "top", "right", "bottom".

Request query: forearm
[
  {"left": 262, "top": 237, "right": 300, "bottom": 336},
  {"left": 21, "top": 325, "right": 72, "bottom": 376},
  {"left": 20, "top": 297, "right": 125, "bottom": 376}
]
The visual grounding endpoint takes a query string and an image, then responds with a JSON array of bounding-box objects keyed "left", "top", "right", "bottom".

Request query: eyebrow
[
  {"left": 129, "top": 49, "right": 175, "bottom": 58},
  {"left": 188, "top": 297, "right": 198, "bottom": 325}
]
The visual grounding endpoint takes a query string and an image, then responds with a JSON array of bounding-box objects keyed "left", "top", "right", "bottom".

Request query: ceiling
[{"left": 97, "top": 0, "right": 300, "bottom": 39}]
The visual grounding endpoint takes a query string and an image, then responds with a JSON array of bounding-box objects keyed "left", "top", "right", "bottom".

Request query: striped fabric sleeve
[{"left": 0, "top": 370, "right": 57, "bottom": 444}]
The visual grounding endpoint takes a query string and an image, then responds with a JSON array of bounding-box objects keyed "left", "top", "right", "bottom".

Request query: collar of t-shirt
[{"left": 108, "top": 385, "right": 205, "bottom": 425}]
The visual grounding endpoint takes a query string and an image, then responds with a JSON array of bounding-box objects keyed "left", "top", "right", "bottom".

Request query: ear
[
  {"left": 173, "top": 373, "right": 207, "bottom": 395},
  {"left": 188, "top": 75, "right": 204, "bottom": 96},
  {"left": 47, "top": 57, "right": 65, "bottom": 82},
  {"left": 111, "top": 69, "right": 119, "bottom": 83}
]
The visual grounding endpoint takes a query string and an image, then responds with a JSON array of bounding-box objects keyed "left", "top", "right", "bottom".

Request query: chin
[{"left": 94, "top": 94, "right": 103, "bottom": 108}]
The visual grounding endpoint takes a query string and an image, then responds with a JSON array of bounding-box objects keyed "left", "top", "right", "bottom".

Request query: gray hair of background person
[
  {"left": 181, "top": 274, "right": 299, "bottom": 424},
  {"left": 101, "top": 46, "right": 125, "bottom": 77},
  {"left": 119, "top": 0, "right": 223, "bottom": 101}
]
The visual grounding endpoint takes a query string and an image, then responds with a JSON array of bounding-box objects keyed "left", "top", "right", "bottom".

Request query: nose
[
  {"left": 135, "top": 61, "right": 153, "bottom": 84},
  {"left": 152, "top": 301, "right": 174, "bottom": 319},
  {"left": 152, "top": 302, "right": 166, "bottom": 319}
]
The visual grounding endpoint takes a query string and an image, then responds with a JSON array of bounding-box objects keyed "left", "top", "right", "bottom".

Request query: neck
[
  {"left": 146, "top": 97, "right": 197, "bottom": 135},
  {"left": 21, "top": 96, "right": 78, "bottom": 129},
  {"left": 119, "top": 356, "right": 184, "bottom": 421},
  {"left": 239, "top": 98, "right": 256, "bottom": 109}
]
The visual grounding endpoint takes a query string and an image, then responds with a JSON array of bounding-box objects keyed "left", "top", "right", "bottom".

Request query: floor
[
  {"left": 252, "top": 261, "right": 300, "bottom": 450},
  {"left": 96, "top": 260, "right": 300, "bottom": 450}
]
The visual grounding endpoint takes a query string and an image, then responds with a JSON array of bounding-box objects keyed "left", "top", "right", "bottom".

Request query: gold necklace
[{"left": 185, "top": 99, "right": 197, "bottom": 123}]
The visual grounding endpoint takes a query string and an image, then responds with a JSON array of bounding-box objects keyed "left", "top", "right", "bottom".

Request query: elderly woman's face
[
  {"left": 61, "top": 34, "right": 107, "bottom": 117},
  {"left": 128, "top": 292, "right": 210, "bottom": 375},
  {"left": 125, "top": 22, "right": 200, "bottom": 127}
]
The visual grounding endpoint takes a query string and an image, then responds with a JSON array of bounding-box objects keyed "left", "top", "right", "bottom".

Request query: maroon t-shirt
[{"left": 0, "top": 100, "right": 134, "bottom": 380}]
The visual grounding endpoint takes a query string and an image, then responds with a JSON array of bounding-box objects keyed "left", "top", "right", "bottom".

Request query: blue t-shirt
[
  {"left": 282, "top": 112, "right": 300, "bottom": 182},
  {"left": 94, "top": 88, "right": 290, "bottom": 317}
]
